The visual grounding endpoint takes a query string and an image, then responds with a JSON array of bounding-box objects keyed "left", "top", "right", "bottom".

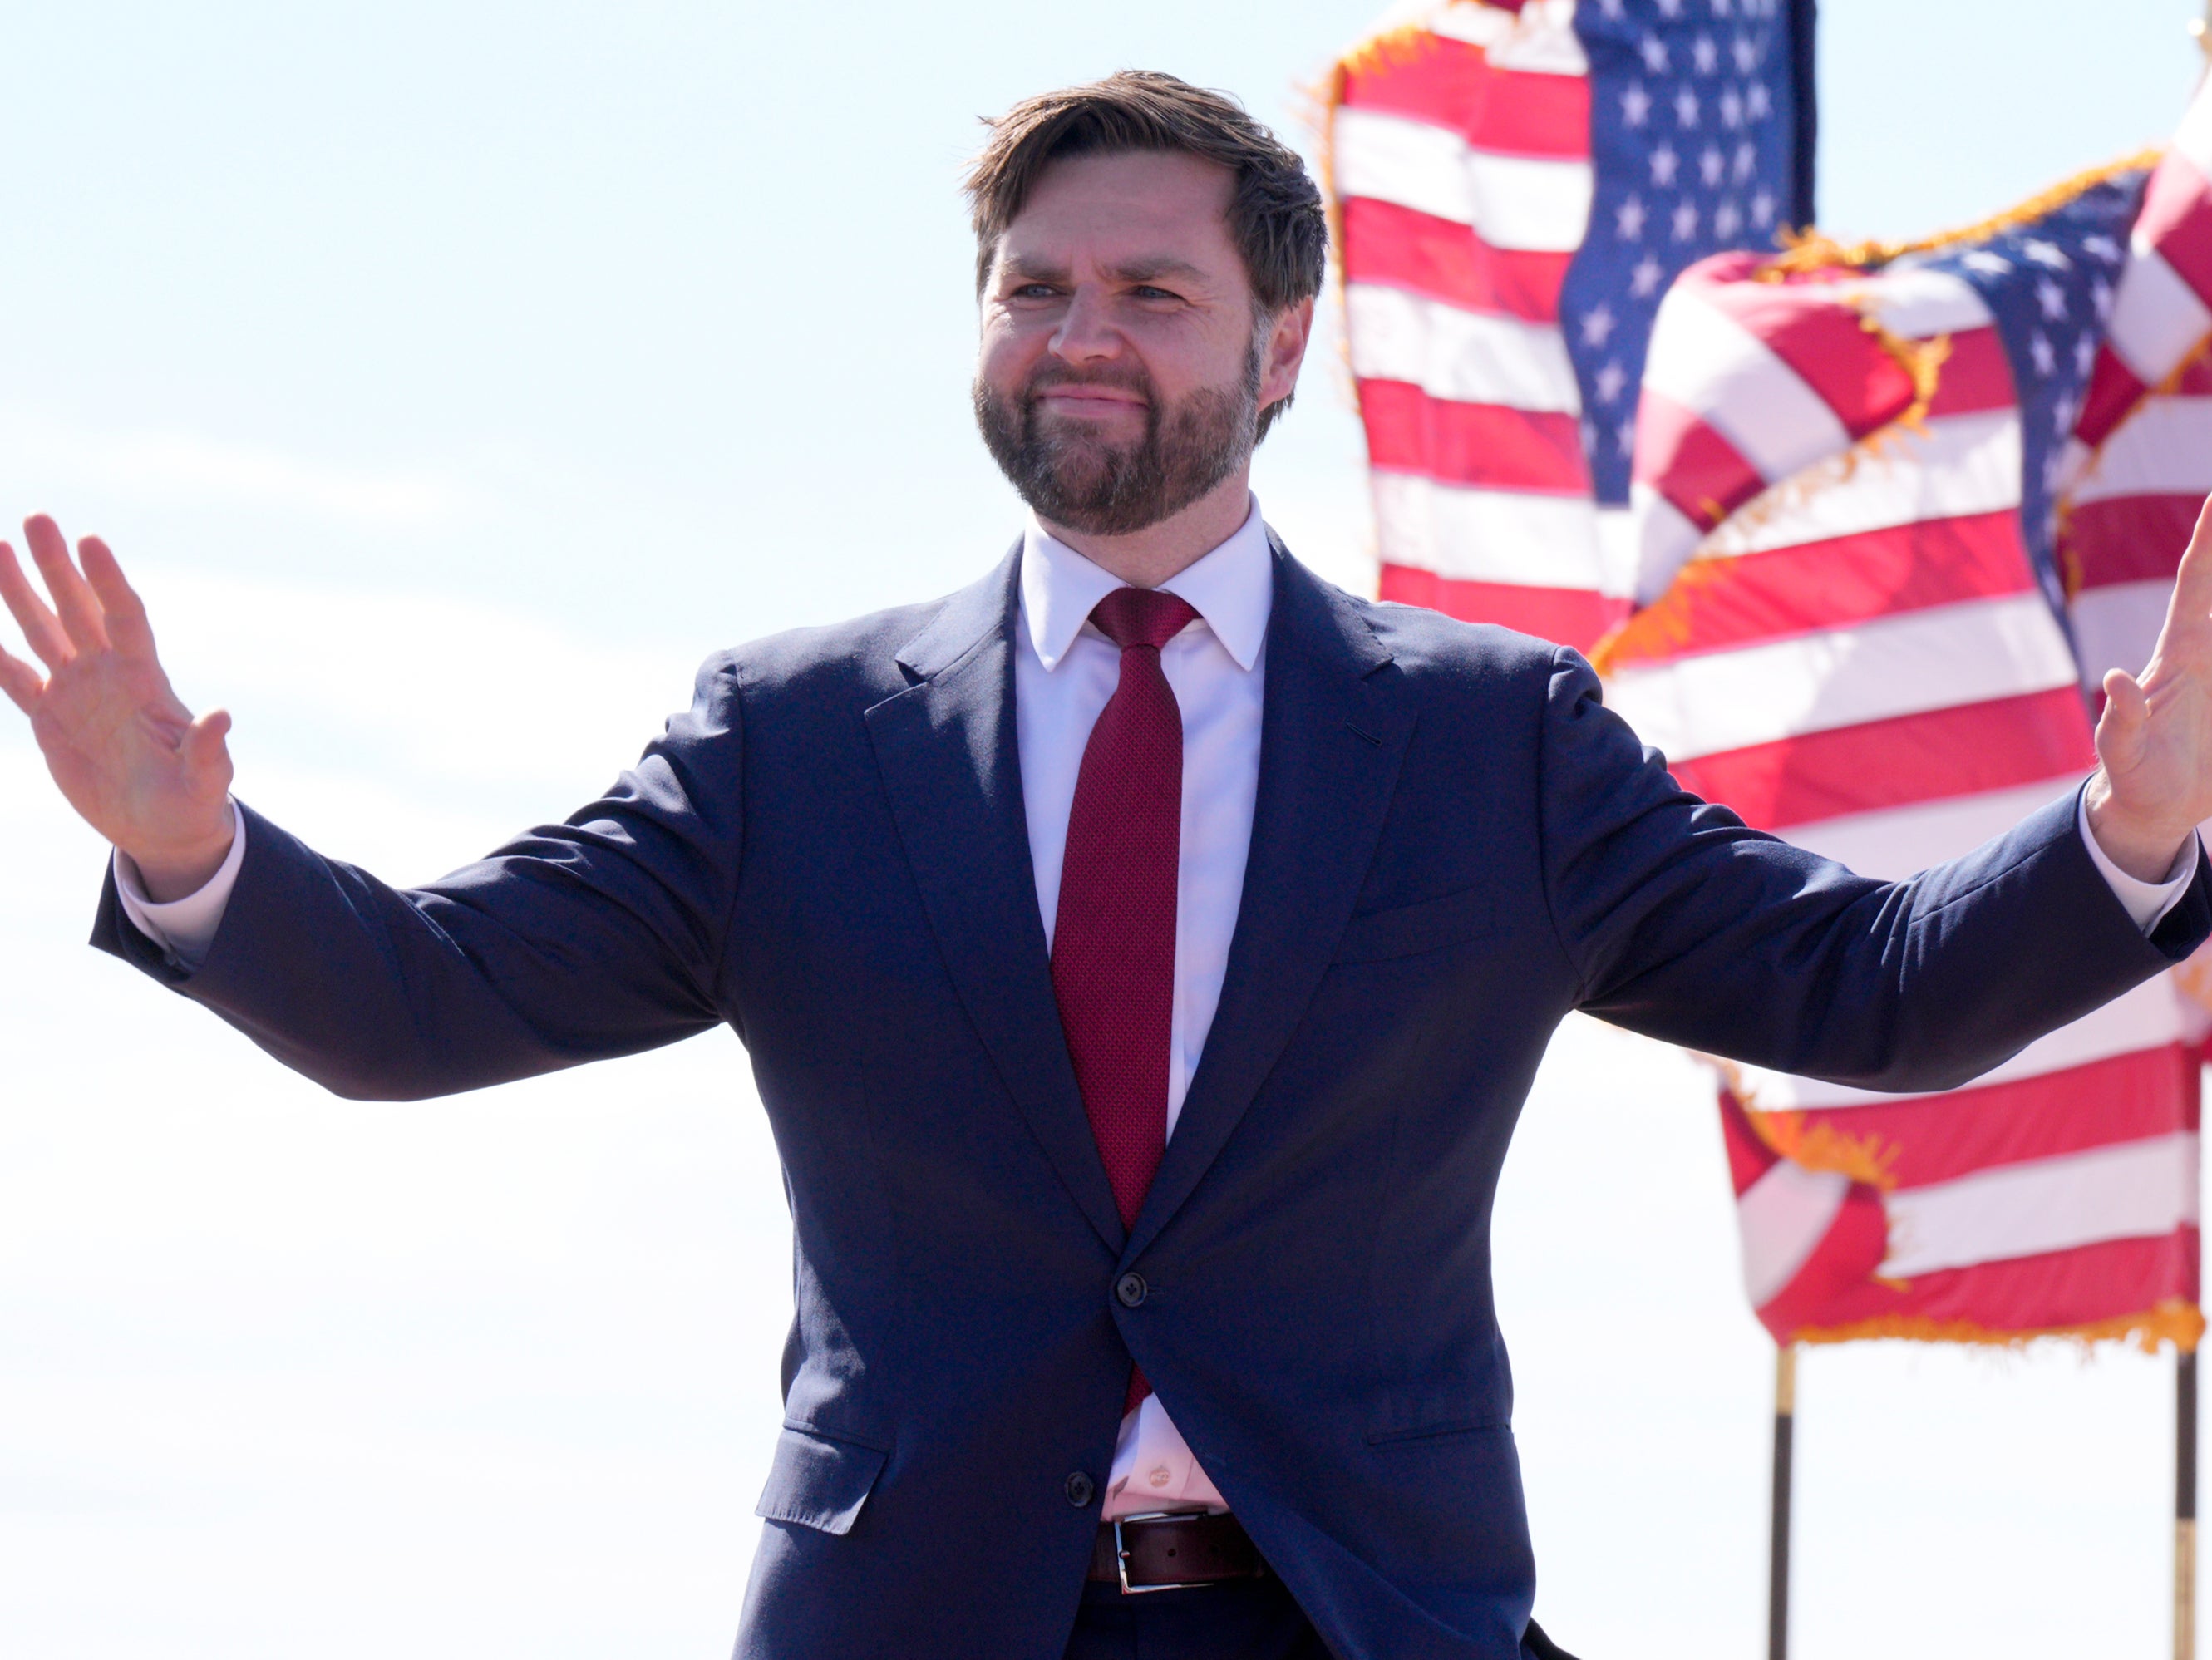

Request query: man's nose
[{"left": 1048, "top": 286, "right": 1122, "bottom": 363}]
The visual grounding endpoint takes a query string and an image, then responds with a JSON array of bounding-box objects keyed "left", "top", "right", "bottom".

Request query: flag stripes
[
  {"left": 1330, "top": 2, "right": 1608, "bottom": 647},
  {"left": 1617, "top": 170, "right": 2198, "bottom": 1346}
]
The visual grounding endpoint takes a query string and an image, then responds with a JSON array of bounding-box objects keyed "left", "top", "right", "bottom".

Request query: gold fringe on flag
[
  {"left": 1791, "top": 1298, "right": 2205, "bottom": 1355},
  {"left": 1757, "top": 147, "right": 2164, "bottom": 279},
  {"left": 1742, "top": 1107, "right": 1902, "bottom": 1193}
]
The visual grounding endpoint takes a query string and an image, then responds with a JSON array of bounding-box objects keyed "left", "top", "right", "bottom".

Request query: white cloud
[
  {"left": 0, "top": 408, "right": 484, "bottom": 527},
  {"left": 111, "top": 564, "right": 693, "bottom": 811}
]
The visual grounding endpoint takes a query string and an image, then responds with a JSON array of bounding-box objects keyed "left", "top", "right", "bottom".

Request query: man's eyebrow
[
  {"left": 995, "top": 254, "right": 1213, "bottom": 288},
  {"left": 999, "top": 254, "right": 1071, "bottom": 285},
  {"left": 1106, "top": 257, "right": 1208, "bottom": 287}
]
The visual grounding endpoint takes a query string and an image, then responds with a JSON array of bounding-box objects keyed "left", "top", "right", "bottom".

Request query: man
[{"left": 3, "top": 71, "right": 2210, "bottom": 1660}]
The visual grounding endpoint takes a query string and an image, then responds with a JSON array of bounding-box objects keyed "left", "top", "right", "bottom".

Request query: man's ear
[
  {"left": 1260, "top": 298, "right": 1316, "bottom": 407},
  {"left": 1255, "top": 298, "right": 1316, "bottom": 441}
]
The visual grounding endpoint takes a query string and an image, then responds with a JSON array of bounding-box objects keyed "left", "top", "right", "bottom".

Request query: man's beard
[{"left": 972, "top": 335, "right": 1262, "bottom": 538}]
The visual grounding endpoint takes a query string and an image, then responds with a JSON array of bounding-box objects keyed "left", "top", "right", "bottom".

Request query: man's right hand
[{"left": 0, "top": 515, "right": 235, "bottom": 901}]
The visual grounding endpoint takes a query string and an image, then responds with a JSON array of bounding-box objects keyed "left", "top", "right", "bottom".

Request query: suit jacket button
[
  {"left": 1064, "top": 1470, "right": 1096, "bottom": 1507},
  {"left": 1116, "top": 1272, "right": 1148, "bottom": 1308}
]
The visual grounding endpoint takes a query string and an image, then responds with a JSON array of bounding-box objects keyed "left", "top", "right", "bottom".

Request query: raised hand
[
  {"left": 0, "top": 515, "right": 235, "bottom": 899},
  {"left": 2089, "top": 493, "right": 2212, "bottom": 884}
]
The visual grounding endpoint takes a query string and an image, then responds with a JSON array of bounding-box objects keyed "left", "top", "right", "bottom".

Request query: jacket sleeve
[
  {"left": 1536, "top": 646, "right": 2212, "bottom": 1091},
  {"left": 91, "top": 652, "right": 749, "bottom": 1101}
]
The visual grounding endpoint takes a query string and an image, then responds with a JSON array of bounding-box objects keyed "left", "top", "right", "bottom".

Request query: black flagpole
[
  {"left": 2180, "top": 1346, "right": 2198, "bottom": 1660},
  {"left": 1769, "top": 1343, "right": 1796, "bottom": 1660}
]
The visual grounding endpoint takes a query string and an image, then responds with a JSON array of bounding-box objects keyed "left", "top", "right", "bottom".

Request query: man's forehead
[
  {"left": 1008, "top": 151, "right": 1239, "bottom": 245},
  {"left": 999, "top": 151, "right": 1256, "bottom": 288}
]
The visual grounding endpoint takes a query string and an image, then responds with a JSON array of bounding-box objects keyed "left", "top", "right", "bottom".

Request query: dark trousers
[
  {"left": 1062, "top": 1578, "right": 1582, "bottom": 1660},
  {"left": 1062, "top": 1577, "right": 1332, "bottom": 1659}
]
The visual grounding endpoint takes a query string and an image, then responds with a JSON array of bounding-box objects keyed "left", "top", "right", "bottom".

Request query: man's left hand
[{"left": 2089, "top": 493, "right": 2212, "bottom": 882}]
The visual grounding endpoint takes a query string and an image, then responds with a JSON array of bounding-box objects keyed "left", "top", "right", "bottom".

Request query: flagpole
[
  {"left": 2181, "top": 1344, "right": 2198, "bottom": 1660},
  {"left": 1769, "top": 1342, "right": 1796, "bottom": 1660}
]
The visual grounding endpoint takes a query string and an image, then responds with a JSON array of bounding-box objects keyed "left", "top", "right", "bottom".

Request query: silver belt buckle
[{"left": 1114, "top": 1510, "right": 1214, "bottom": 1596}]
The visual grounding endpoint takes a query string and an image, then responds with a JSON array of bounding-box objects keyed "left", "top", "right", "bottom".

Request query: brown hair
[{"left": 963, "top": 71, "right": 1328, "bottom": 438}]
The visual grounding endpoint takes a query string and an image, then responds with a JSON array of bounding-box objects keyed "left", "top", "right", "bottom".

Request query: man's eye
[
  {"left": 1012, "top": 283, "right": 1060, "bottom": 300},
  {"left": 1133, "top": 286, "right": 1181, "bottom": 302}
]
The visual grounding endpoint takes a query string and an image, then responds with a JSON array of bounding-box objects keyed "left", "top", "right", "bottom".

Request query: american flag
[
  {"left": 1608, "top": 167, "right": 2203, "bottom": 1347},
  {"left": 2061, "top": 76, "right": 2212, "bottom": 708},
  {"left": 1325, "top": 0, "right": 1815, "bottom": 653}
]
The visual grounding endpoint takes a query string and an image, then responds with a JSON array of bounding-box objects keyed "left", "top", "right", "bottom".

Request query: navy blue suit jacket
[{"left": 95, "top": 542, "right": 2212, "bottom": 1658}]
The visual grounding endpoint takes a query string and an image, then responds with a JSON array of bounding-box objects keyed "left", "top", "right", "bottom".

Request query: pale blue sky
[{"left": 2, "top": 5, "right": 2207, "bottom": 1656}]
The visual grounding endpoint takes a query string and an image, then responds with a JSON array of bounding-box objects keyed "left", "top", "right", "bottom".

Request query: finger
[
  {"left": 0, "top": 540, "right": 73, "bottom": 669},
  {"left": 76, "top": 536, "right": 159, "bottom": 662},
  {"left": 22, "top": 515, "right": 110, "bottom": 654},
  {"left": 2170, "top": 494, "right": 2212, "bottom": 631},
  {"left": 0, "top": 639, "right": 43, "bottom": 714}
]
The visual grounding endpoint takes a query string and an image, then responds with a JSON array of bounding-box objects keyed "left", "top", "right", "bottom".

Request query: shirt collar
[{"left": 1018, "top": 495, "right": 1274, "bottom": 672}]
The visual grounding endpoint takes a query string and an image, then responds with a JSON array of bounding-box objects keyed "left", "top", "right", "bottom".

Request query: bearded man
[{"left": 7, "top": 71, "right": 2212, "bottom": 1660}]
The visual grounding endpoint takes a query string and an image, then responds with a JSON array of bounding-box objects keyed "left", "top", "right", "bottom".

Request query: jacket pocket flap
[
  {"left": 1333, "top": 886, "right": 1495, "bottom": 963},
  {"left": 754, "top": 1424, "right": 889, "bottom": 1536}
]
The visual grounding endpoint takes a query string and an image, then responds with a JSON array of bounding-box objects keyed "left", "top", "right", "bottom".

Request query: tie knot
[{"left": 1091, "top": 587, "right": 1200, "bottom": 653}]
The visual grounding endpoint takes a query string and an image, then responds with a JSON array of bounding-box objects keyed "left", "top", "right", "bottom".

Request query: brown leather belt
[{"left": 1088, "top": 1510, "right": 1269, "bottom": 1594}]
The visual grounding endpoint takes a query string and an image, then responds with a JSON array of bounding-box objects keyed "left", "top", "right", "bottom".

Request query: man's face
[{"left": 973, "top": 150, "right": 1298, "bottom": 537}]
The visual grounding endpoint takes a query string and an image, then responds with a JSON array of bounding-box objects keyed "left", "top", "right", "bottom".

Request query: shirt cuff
[
  {"left": 112, "top": 800, "right": 248, "bottom": 972},
  {"left": 2077, "top": 790, "right": 2200, "bottom": 934}
]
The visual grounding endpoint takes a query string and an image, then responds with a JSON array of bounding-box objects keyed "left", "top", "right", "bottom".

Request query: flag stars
[
  {"left": 1673, "top": 200, "right": 1700, "bottom": 240},
  {"left": 1595, "top": 360, "right": 1628, "bottom": 404},
  {"left": 1715, "top": 199, "right": 1742, "bottom": 240},
  {"left": 1746, "top": 82, "right": 1771, "bottom": 121},
  {"left": 1720, "top": 86, "right": 1744, "bottom": 129},
  {"left": 1640, "top": 34, "right": 1670, "bottom": 72},
  {"left": 1692, "top": 35, "right": 1718, "bottom": 73},
  {"left": 2074, "top": 333, "right": 2097, "bottom": 377},
  {"left": 2091, "top": 276, "right": 2115, "bottom": 318},
  {"left": 1616, "top": 419, "right": 1638, "bottom": 459},
  {"left": 1582, "top": 304, "right": 1618, "bottom": 347},
  {"left": 1699, "top": 146, "right": 1726, "bottom": 186},
  {"left": 1623, "top": 82, "right": 1652, "bottom": 127},
  {"left": 2028, "top": 330, "right": 2056, "bottom": 376},
  {"left": 1657, "top": 0, "right": 1684, "bottom": 17},
  {"left": 2022, "top": 238, "right": 2072, "bottom": 271},
  {"left": 1734, "top": 140, "right": 1757, "bottom": 181},
  {"left": 1732, "top": 33, "right": 1758, "bottom": 72},
  {"left": 1676, "top": 86, "right": 1702, "bottom": 127},
  {"left": 2035, "top": 276, "right": 2067, "bottom": 321},
  {"left": 1651, "top": 145, "right": 1680, "bottom": 188},
  {"left": 1595, "top": 0, "right": 1625, "bottom": 15},
  {"left": 2083, "top": 234, "right": 2122, "bottom": 264},
  {"left": 1962, "top": 249, "right": 2011, "bottom": 275},
  {"left": 1631, "top": 254, "right": 1666, "bottom": 298},
  {"left": 1617, "top": 194, "right": 1648, "bottom": 239},
  {"left": 1750, "top": 190, "right": 1775, "bottom": 227}
]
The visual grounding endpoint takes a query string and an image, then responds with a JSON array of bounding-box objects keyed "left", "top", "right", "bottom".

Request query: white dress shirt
[
  {"left": 1016, "top": 498, "right": 1274, "bottom": 1520},
  {"left": 116, "top": 493, "right": 2201, "bottom": 1527}
]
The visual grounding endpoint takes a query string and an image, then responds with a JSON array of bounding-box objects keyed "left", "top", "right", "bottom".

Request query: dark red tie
[{"left": 1052, "top": 586, "right": 1198, "bottom": 1413}]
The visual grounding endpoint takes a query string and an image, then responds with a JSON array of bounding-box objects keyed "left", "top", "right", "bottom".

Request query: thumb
[
  {"left": 182, "top": 707, "right": 234, "bottom": 785},
  {"left": 2096, "top": 668, "right": 2149, "bottom": 771}
]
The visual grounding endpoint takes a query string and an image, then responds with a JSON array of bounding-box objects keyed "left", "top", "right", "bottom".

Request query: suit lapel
[
  {"left": 1125, "top": 544, "right": 1415, "bottom": 1263},
  {"left": 865, "top": 549, "right": 1126, "bottom": 1254}
]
